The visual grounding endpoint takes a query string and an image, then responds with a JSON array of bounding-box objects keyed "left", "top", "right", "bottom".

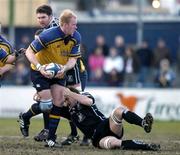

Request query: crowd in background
[{"left": 1, "top": 33, "right": 179, "bottom": 88}]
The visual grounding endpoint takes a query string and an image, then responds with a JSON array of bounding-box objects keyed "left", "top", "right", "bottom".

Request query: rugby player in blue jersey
[
  {"left": 34, "top": 4, "right": 88, "bottom": 145},
  {"left": 18, "top": 9, "right": 82, "bottom": 146}
]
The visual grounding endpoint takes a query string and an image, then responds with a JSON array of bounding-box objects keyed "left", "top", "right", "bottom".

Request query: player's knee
[
  {"left": 110, "top": 108, "right": 123, "bottom": 125},
  {"left": 99, "top": 137, "right": 121, "bottom": 149},
  {"left": 39, "top": 99, "right": 53, "bottom": 112}
]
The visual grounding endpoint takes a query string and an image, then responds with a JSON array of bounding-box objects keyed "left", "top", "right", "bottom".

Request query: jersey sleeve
[
  {"left": 30, "top": 35, "right": 47, "bottom": 53},
  {"left": 69, "top": 31, "right": 81, "bottom": 58},
  {"left": 0, "top": 48, "right": 8, "bottom": 62}
]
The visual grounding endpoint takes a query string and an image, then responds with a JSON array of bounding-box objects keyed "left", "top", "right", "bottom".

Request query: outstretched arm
[{"left": 64, "top": 88, "right": 93, "bottom": 106}]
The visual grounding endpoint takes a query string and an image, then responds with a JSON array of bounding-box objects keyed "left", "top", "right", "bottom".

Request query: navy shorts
[
  {"left": 66, "top": 64, "right": 81, "bottom": 86},
  {"left": 92, "top": 118, "right": 124, "bottom": 148},
  {"left": 31, "top": 69, "right": 66, "bottom": 92}
]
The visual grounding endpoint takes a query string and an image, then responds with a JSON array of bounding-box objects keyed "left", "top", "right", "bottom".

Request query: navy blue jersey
[
  {"left": 44, "top": 17, "right": 59, "bottom": 30},
  {"left": 69, "top": 93, "right": 106, "bottom": 138}
]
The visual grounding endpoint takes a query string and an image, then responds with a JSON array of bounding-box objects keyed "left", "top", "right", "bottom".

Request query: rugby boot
[
  {"left": 80, "top": 136, "right": 90, "bottom": 146},
  {"left": 34, "top": 129, "right": 49, "bottom": 142},
  {"left": 146, "top": 143, "right": 161, "bottom": 151},
  {"left": 142, "top": 113, "right": 153, "bottom": 133},
  {"left": 61, "top": 134, "right": 80, "bottom": 145},
  {"left": 18, "top": 112, "right": 30, "bottom": 137},
  {"left": 45, "top": 139, "right": 62, "bottom": 148}
]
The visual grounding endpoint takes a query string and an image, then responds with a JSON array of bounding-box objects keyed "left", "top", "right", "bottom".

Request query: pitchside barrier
[{"left": 0, "top": 86, "right": 180, "bottom": 120}]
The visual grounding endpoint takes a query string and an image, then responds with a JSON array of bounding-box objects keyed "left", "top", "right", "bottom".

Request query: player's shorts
[
  {"left": 31, "top": 69, "right": 66, "bottom": 92},
  {"left": 80, "top": 70, "right": 87, "bottom": 91},
  {"left": 66, "top": 64, "right": 81, "bottom": 86},
  {"left": 91, "top": 118, "right": 124, "bottom": 148}
]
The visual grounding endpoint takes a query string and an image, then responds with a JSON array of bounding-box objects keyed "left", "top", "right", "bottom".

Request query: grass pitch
[{"left": 0, "top": 118, "right": 180, "bottom": 155}]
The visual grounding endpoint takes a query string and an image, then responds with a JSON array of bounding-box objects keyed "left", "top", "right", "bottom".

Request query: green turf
[{"left": 0, "top": 118, "right": 180, "bottom": 155}]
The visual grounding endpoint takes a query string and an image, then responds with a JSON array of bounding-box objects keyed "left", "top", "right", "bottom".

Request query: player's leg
[
  {"left": 99, "top": 136, "right": 122, "bottom": 149},
  {"left": 19, "top": 89, "right": 52, "bottom": 137},
  {"left": 46, "top": 84, "right": 65, "bottom": 147},
  {"left": 33, "top": 90, "right": 53, "bottom": 141},
  {"left": 99, "top": 136, "right": 160, "bottom": 151},
  {"left": 18, "top": 70, "right": 52, "bottom": 138},
  {"left": 61, "top": 120, "right": 80, "bottom": 145},
  {"left": 110, "top": 106, "right": 153, "bottom": 133},
  {"left": 61, "top": 67, "right": 80, "bottom": 145}
]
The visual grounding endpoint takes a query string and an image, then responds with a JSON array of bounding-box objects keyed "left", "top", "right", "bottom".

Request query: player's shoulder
[{"left": 39, "top": 26, "right": 62, "bottom": 44}]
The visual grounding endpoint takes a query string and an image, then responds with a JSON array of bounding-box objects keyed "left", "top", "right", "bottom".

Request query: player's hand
[
  {"left": 54, "top": 65, "right": 65, "bottom": 79},
  {"left": 15, "top": 48, "right": 26, "bottom": 57},
  {"left": 39, "top": 65, "right": 54, "bottom": 79}
]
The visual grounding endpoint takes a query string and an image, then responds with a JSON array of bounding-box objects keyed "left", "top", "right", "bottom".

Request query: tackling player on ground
[{"left": 54, "top": 87, "right": 160, "bottom": 150}]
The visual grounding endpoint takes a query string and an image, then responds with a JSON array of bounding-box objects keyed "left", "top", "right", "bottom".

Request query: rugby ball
[{"left": 44, "top": 63, "right": 61, "bottom": 78}]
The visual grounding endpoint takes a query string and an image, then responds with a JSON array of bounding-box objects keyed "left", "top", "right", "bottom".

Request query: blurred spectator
[
  {"left": 123, "top": 46, "right": 140, "bottom": 87},
  {"left": 153, "top": 38, "right": 171, "bottom": 68},
  {"left": 103, "top": 47, "right": 124, "bottom": 86},
  {"left": 12, "top": 61, "right": 31, "bottom": 85},
  {"left": 136, "top": 40, "right": 153, "bottom": 85},
  {"left": 88, "top": 47, "right": 105, "bottom": 84},
  {"left": 176, "top": 37, "right": 180, "bottom": 71},
  {"left": 94, "top": 34, "right": 109, "bottom": 56},
  {"left": 17, "top": 34, "right": 31, "bottom": 49},
  {"left": 154, "top": 59, "right": 176, "bottom": 88},
  {"left": 114, "top": 35, "right": 126, "bottom": 56},
  {"left": 16, "top": 34, "right": 31, "bottom": 67}
]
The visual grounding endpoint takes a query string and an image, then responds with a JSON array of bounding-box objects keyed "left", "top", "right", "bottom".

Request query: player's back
[{"left": 70, "top": 103, "right": 106, "bottom": 138}]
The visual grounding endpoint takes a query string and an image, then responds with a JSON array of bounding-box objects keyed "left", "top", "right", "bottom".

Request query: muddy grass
[{"left": 0, "top": 119, "right": 180, "bottom": 155}]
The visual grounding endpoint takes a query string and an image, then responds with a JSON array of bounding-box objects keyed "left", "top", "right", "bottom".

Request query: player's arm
[
  {"left": 64, "top": 88, "right": 93, "bottom": 106},
  {"left": 0, "top": 64, "right": 14, "bottom": 75},
  {"left": 62, "top": 57, "right": 77, "bottom": 72},
  {"left": 55, "top": 57, "right": 77, "bottom": 79},
  {"left": 25, "top": 46, "right": 40, "bottom": 68},
  {"left": 25, "top": 46, "right": 52, "bottom": 78},
  {"left": 6, "top": 55, "right": 16, "bottom": 64}
]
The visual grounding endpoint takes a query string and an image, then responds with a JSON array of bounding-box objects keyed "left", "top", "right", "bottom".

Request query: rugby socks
[
  {"left": 43, "top": 112, "right": 49, "bottom": 130},
  {"left": 48, "top": 104, "right": 61, "bottom": 141},
  {"left": 22, "top": 103, "right": 41, "bottom": 121},
  {"left": 121, "top": 140, "right": 149, "bottom": 150},
  {"left": 69, "top": 121, "right": 78, "bottom": 136},
  {"left": 122, "top": 111, "right": 142, "bottom": 127}
]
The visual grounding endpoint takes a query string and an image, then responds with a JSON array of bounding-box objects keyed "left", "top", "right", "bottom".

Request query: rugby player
[
  {"left": 18, "top": 9, "right": 81, "bottom": 145},
  {"left": 46, "top": 87, "right": 160, "bottom": 150},
  {"left": 0, "top": 35, "right": 16, "bottom": 85},
  {"left": 34, "top": 4, "right": 89, "bottom": 145}
]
